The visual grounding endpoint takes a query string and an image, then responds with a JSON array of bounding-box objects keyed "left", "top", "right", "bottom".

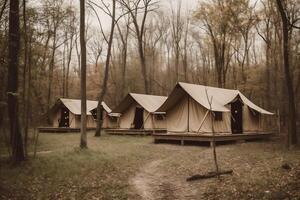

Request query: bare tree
[
  {"left": 170, "top": 0, "right": 184, "bottom": 83},
  {"left": 65, "top": 7, "right": 77, "bottom": 97},
  {"left": 205, "top": 88, "right": 219, "bottom": 178},
  {"left": 275, "top": 0, "right": 298, "bottom": 146},
  {"left": 44, "top": 0, "right": 68, "bottom": 115},
  {"left": 89, "top": 0, "right": 117, "bottom": 137},
  {"left": 119, "top": 0, "right": 158, "bottom": 94},
  {"left": 7, "top": 0, "right": 25, "bottom": 163},
  {"left": 22, "top": 0, "right": 29, "bottom": 156},
  {"left": 80, "top": 0, "right": 87, "bottom": 148},
  {"left": 116, "top": 14, "right": 130, "bottom": 100}
]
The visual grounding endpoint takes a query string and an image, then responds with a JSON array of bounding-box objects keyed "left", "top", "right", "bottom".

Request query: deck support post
[
  {"left": 277, "top": 109, "right": 281, "bottom": 135},
  {"left": 210, "top": 141, "right": 214, "bottom": 147},
  {"left": 181, "top": 139, "right": 184, "bottom": 145}
]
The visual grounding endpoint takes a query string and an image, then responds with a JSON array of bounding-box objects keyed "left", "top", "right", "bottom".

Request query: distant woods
[{"left": 0, "top": 0, "right": 299, "bottom": 148}]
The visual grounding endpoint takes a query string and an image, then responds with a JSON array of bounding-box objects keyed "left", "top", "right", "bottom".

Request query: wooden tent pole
[
  {"left": 152, "top": 114, "right": 155, "bottom": 134},
  {"left": 187, "top": 96, "right": 190, "bottom": 133},
  {"left": 197, "top": 110, "right": 209, "bottom": 134},
  {"left": 277, "top": 109, "right": 281, "bottom": 135}
]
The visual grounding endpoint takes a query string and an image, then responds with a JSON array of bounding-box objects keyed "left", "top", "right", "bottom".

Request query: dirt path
[
  {"left": 130, "top": 159, "right": 164, "bottom": 200},
  {"left": 129, "top": 146, "right": 208, "bottom": 200}
]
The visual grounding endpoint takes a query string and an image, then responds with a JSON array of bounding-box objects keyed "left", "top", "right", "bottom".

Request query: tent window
[
  {"left": 155, "top": 114, "right": 166, "bottom": 120},
  {"left": 109, "top": 116, "right": 118, "bottom": 122},
  {"left": 214, "top": 111, "right": 223, "bottom": 121}
]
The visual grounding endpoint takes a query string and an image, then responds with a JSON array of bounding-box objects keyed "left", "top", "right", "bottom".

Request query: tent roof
[
  {"left": 112, "top": 93, "right": 167, "bottom": 113},
  {"left": 101, "top": 101, "right": 112, "bottom": 113},
  {"left": 59, "top": 98, "right": 98, "bottom": 115},
  {"left": 157, "top": 82, "right": 273, "bottom": 115},
  {"left": 51, "top": 98, "right": 111, "bottom": 115}
]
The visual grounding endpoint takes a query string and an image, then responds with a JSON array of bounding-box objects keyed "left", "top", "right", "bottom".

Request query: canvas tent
[
  {"left": 49, "top": 98, "right": 111, "bottom": 128},
  {"left": 90, "top": 102, "right": 117, "bottom": 129},
  {"left": 157, "top": 82, "right": 274, "bottom": 134},
  {"left": 111, "top": 93, "right": 167, "bottom": 130}
]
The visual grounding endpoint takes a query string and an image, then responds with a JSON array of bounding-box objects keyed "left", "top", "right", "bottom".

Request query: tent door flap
[
  {"left": 231, "top": 100, "right": 243, "bottom": 134},
  {"left": 59, "top": 106, "right": 69, "bottom": 127},
  {"left": 133, "top": 107, "right": 144, "bottom": 129}
]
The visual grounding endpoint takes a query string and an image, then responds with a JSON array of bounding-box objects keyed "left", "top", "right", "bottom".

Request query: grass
[
  {"left": 0, "top": 131, "right": 300, "bottom": 199},
  {"left": 0, "top": 131, "right": 155, "bottom": 199}
]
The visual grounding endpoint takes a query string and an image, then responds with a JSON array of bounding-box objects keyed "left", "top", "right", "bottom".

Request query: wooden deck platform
[
  {"left": 106, "top": 128, "right": 167, "bottom": 136},
  {"left": 37, "top": 127, "right": 96, "bottom": 133},
  {"left": 153, "top": 132, "right": 275, "bottom": 146}
]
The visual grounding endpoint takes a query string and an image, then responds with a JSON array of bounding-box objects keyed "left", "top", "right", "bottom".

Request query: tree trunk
[
  {"left": 138, "top": 38, "right": 149, "bottom": 94},
  {"left": 80, "top": 0, "right": 87, "bottom": 148},
  {"left": 95, "top": 0, "right": 116, "bottom": 137},
  {"left": 7, "top": 0, "right": 25, "bottom": 163},
  {"left": 66, "top": 33, "right": 74, "bottom": 98},
  {"left": 276, "top": 0, "right": 297, "bottom": 146},
  {"left": 22, "top": 0, "right": 28, "bottom": 156},
  {"left": 24, "top": 28, "right": 32, "bottom": 159},
  {"left": 47, "top": 27, "right": 57, "bottom": 117}
]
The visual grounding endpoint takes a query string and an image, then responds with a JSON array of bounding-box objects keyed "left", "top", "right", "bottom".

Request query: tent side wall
[
  {"left": 166, "top": 95, "right": 189, "bottom": 132},
  {"left": 166, "top": 95, "right": 231, "bottom": 134},
  {"left": 189, "top": 97, "right": 231, "bottom": 134},
  {"left": 242, "top": 106, "right": 261, "bottom": 132},
  {"left": 102, "top": 111, "right": 119, "bottom": 129},
  {"left": 51, "top": 107, "right": 76, "bottom": 128},
  {"left": 116, "top": 102, "right": 167, "bottom": 130},
  {"left": 143, "top": 111, "right": 167, "bottom": 129},
  {"left": 102, "top": 111, "right": 109, "bottom": 128},
  {"left": 87, "top": 116, "right": 97, "bottom": 128},
  {"left": 118, "top": 103, "right": 136, "bottom": 129},
  {"left": 74, "top": 115, "right": 97, "bottom": 128}
]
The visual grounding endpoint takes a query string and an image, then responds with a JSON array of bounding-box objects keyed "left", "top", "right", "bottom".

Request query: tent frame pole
[
  {"left": 197, "top": 110, "right": 209, "bottom": 134},
  {"left": 187, "top": 96, "right": 190, "bottom": 133},
  {"left": 277, "top": 109, "right": 281, "bottom": 135}
]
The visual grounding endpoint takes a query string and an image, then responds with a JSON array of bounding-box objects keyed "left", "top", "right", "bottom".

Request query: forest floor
[{"left": 0, "top": 131, "right": 300, "bottom": 200}]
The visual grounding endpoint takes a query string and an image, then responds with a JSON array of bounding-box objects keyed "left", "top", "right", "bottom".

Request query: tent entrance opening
[
  {"left": 59, "top": 106, "right": 69, "bottom": 127},
  {"left": 133, "top": 107, "right": 144, "bottom": 129},
  {"left": 231, "top": 100, "right": 243, "bottom": 134}
]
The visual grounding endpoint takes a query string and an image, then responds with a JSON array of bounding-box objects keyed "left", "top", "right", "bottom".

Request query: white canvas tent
[
  {"left": 111, "top": 93, "right": 167, "bottom": 130},
  {"left": 49, "top": 98, "right": 111, "bottom": 128},
  {"left": 157, "top": 82, "right": 274, "bottom": 134},
  {"left": 90, "top": 101, "right": 116, "bottom": 129}
]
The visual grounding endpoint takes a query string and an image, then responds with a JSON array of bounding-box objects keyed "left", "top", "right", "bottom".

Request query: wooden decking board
[
  {"left": 37, "top": 127, "right": 96, "bottom": 133},
  {"left": 153, "top": 132, "right": 274, "bottom": 143},
  {"left": 106, "top": 128, "right": 167, "bottom": 136}
]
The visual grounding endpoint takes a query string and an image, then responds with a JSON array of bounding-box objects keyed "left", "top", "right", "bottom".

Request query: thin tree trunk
[
  {"left": 95, "top": 0, "right": 116, "bottom": 137},
  {"left": 276, "top": 0, "right": 297, "bottom": 146},
  {"left": 66, "top": 33, "right": 74, "bottom": 98},
  {"left": 80, "top": 0, "right": 87, "bottom": 148},
  {"left": 138, "top": 38, "right": 149, "bottom": 93},
  {"left": 75, "top": 35, "right": 81, "bottom": 77},
  {"left": 205, "top": 89, "right": 219, "bottom": 178},
  {"left": 22, "top": 0, "right": 28, "bottom": 156},
  {"left": 7, "top": 0, "right": 25, "bottom": 163},
  {"left": 24, "top": 28, "right": 32, "bottom": 159},
  {"left": 62, "top": 35, "right": 66, "bottom": 97},
  {"left": 47, "top": 27, "right": 57, "bottom": 117}
]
